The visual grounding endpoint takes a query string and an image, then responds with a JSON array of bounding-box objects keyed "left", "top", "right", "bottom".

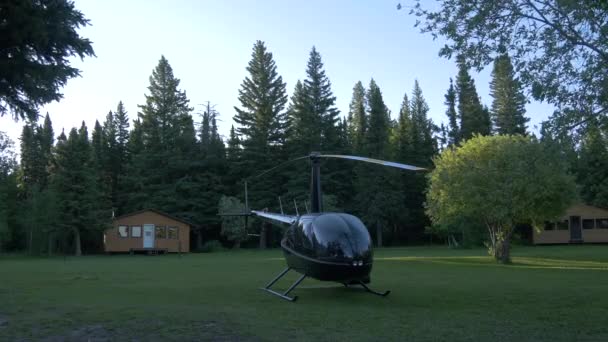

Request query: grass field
[{"left": 1, "top": 245, "right": 608, "bottom": 341}]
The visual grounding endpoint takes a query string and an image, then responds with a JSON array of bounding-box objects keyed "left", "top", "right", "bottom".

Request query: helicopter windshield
[{"left": 306, "top": 213, "right": 372, "bottom": 261}]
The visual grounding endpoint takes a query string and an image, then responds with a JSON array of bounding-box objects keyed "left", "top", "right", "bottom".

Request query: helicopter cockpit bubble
[{"left": 288, "top": 212, "right": 373, "bottom": 263}]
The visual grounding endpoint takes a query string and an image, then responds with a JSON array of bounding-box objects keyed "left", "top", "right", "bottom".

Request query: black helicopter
[{"left": 228, "top": 152, "right": 425, "bottom": 301}]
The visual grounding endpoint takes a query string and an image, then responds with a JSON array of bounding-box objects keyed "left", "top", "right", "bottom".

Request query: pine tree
[
  {"left": 233, "top": 41, "right": 288, "bottom": 213},
  {"left": 355, "top": 79, "right": 392, "bottom": 246},
  {"left": 52, "top": 122, "right": 109, "bottom": 255},
  {"left": 346, "top": 81, "right": 367, "bottom": 154},
  {"left": 456, "top": 56, "right": 490, "bottom": 140},
  {"left": 0, "top": 132, "right": 17, "bottom": 252},
  {"left": 444, "top": 78, "right": 459, "bottom": 145},
  {"left": 490, "top": 54, "right": 529, "bottom": 135},
  {"left": 304, "top": 47, "right": 340, "bottom": 151},
  {"left": 113, "top": 101, "right": 130, "bottom": 213},
  {"left": 409, "top": 80, "right": 437, "bottom": 166},
  {"left": 19, "top": 123, "right": 43, "bottom": 194},
  {"left": 128, "top": 56, "right": 194, "bottom": 215}
]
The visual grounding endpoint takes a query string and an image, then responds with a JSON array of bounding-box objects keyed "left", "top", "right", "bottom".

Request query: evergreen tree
[
  {"left": 233, "top": 41, "right": 289, "bottom": 248},
  {"left": 346, "top": 81, "right": 367, "bottom": 154},
  {"left": 304, "top": 47, "right": 341, "bottom": 151},
  {"left": 490, "top": 54, "right": 529, "bottom": 135},
  {"left": 409, "top": 80, "right": 437, "bottom": 166},
  {"left": 0, "top": 132, "right": 18, "bottom": 252},
  {"left": 355, "top": 79, "right": 392, "bottom": 246},
  {"left": 233, "top": 41, "right": 288, "bottom": 213},
  {"left": 444, "top": 78, "right": 459, "bottom": 145},
  {"left": 127, "top": 56, "right": 195, "bottom": 217},
  {"left": 456, "top": 56, "right": 490, "bottom": 140},
  {"left": 1, "top": 0, "right": 95, "bottom": 121},
  {"left": 19, "top": 123, "right": 43, "bottom": 194},
  {"left": 113, "top": 101, "right": 130, "bottom": 213},
  {"left": 51, "top": 123, "right": 109, "bottom": 255}
]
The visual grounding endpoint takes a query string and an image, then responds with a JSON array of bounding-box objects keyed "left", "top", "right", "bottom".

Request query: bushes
[{"left": 199, "top": 240, "right": 225, "bottom": 253}]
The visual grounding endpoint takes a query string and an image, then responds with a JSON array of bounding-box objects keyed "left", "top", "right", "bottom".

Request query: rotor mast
[{"left": 309, "top": 152, "right": 323, "bottom": 213}]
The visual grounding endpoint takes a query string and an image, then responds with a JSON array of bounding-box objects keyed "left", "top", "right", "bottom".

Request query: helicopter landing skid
[
  {"left": 345, "top": 281, "right": 391, "bottom": 297},
  {"left": 261, "top": 267, "right": 306, "bottom": 302}
]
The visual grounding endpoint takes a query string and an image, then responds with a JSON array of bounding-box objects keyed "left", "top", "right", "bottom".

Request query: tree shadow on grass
[{"left": 376, "top": 256, "right": 608, "bottom": 271}]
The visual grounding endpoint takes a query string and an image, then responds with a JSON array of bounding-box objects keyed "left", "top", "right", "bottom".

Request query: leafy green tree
[
  {"left": 490, "top": 54, "right": 529, "bottom": 135},
  {"left": 455, "top": 56, "right": 490, "bottom": 140},
  {"left": 218, "top": 196, "right": 248, "bottom": 249},
  {"left": 409, "top": 0, "right": 608, "bottom": 124},
  {"left": 426, "top": 135, "right": 576, "bottom": 263},
  {"left": 1, "top": 0, "right": 95, "bottom": 121},
  {"left": 577, "top": 122, "right": 608, "bottom": 208}
]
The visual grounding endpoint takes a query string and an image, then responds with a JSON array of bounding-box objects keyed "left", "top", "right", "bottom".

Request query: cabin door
[
  {"left": 143, "top": 224, "right": 155, "bottom": 248},
  {"left": 569, "top": 216, "right": 582, "bottom": 242}
]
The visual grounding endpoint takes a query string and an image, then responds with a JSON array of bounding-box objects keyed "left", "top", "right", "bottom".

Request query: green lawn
[{"left": 1, "top": 245, "right": 608, "bottom": 341}]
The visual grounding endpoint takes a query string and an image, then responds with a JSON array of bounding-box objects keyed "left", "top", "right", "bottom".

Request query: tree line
[{"left": 1, "top": 40, "right": 606, "bottom": 254}]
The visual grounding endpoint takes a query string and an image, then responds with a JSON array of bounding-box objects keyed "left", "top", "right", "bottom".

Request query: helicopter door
[{"left": 143, "top": 224, "right": 155, "bottom": 248}]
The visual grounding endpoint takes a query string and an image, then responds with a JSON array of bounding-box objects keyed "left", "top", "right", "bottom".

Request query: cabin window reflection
[
  {"left": 167, "top": 226, "right": 178, "bottom": 239},
  {"left": 155, "top": 226, "right": 166, "bottom": 239},
  {"left": 556, "top": 220, "right": 569, "bottom": 230},
  {"left": 118, "top": 225, "right": 128, "bottom": 237},
  {"left": 543, "top": 221, "right": 555, "bottom": 231},
  {"left": 597, "top": 218, "right": 608, "bottom": 229},
  {"left": 131, "top": 226, "right": 142, "bottom": 237},
  {"left": 582, "top": 219, "right": 595, "bottom": 230}
]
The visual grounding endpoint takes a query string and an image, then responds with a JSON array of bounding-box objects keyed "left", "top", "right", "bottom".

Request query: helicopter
[{"left": 224, "top": 152, "right": 425, "bottom": 302}]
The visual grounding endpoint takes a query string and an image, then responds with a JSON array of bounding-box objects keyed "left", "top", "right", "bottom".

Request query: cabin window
[
  {"left": 582, "top": 219, "right": 595, "bottom": 230},
  {"left": 543, "top": 221, "right": 555, "bottom": 231},
  {"left": 597, "top": 218, "right": 608, "bottom": 229},
  {"left": 556, "top": 220, "right": 569, "bottom": 230},
  {"left": 155, "top": 226, "right": 166, "bottom": 239},
  {"left": 118, "top": 225, "right": 128, "bottom": 237},
  {"left": 167, "top": 226, "right": 178, "bottom": 239},
  {"left": 131, "top": 226, "right": 142, "bottom": 237}
]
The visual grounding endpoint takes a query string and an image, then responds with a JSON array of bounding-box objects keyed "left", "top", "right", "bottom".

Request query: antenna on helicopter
[
  {"left": 244, "top": 180, "right": 249, "bottom": 212},
  {"left": 293, "top": 199, "right": 299, "bottom": 216},
  {"left": 278, "top": 196, "right": 284, "bottom": 215},
  {"left": 304, "top": 200, "right": 310, "bottom": 214}
]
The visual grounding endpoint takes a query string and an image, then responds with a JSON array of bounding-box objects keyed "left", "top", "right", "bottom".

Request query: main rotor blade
[{"left": 319, "top": 154, "right": 426, "bottom": 171}]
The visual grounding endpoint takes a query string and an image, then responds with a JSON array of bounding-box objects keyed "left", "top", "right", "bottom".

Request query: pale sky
[{"left": 2, "top": 0, "right": 553, "bottom": 154}]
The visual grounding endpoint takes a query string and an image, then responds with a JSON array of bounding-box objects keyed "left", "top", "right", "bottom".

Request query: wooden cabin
[
  {"left": 104, "top": 209, "right": 191, "bottom": 253},
  {"left": 534, "top": 204, "right": 608, "bottom": 244}
]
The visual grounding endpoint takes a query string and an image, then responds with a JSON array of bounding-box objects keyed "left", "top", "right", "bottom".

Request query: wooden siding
[
  {"left": 104, "top": 210, "right": 190, "bottom": 252},
  {"left": 533, "top": 204, "right": 608, "bottom": 244}
]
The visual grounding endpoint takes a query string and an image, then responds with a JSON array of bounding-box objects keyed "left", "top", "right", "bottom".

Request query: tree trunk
[
  {"left": 196, "top": 230, "right": 203, "bottom": 251},
  {"left": 28, "top": 228, "right": 33, "bottom": 255},
  {"left": 48, "top": 232, "right": 54, "bottom": 256},
  {"left": 376, "top": 222, "right": 383, "bottom": 248},
  {"left": 259, "top": 223, "right": 268, "bottom": 249},
  {"left": 73, "top": 228, "right": 82, "bottom": 256},
  {"left": 234, "top": 240, "right": 241, "bottom": 249},
  {"left": 497, "top": 238, "right": 511, "bottom": 264}
]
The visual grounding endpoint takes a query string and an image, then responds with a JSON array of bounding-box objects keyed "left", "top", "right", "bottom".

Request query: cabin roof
[{"left": 114, "top": 209, "right": 195, "bottom": 227}]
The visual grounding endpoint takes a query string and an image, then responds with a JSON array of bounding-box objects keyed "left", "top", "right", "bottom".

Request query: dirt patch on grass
[{"left": 0, "top": 314, "right": 8, "bottom": 328}]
